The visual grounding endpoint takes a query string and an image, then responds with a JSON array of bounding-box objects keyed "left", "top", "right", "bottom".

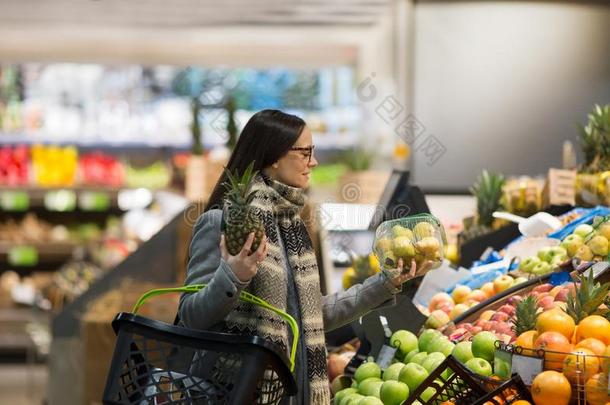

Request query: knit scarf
[{"left": 222, "top": 173, "right": 330, "bottom": 404}]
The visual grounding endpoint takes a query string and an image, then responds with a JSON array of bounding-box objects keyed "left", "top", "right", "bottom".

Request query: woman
[{"left": 179, "top": 109, "right": 424, "bottom": 404}]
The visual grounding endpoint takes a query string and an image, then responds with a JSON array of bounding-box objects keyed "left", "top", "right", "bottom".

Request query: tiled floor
[{"left": 0, "top": 363, "right": 47, "bottom": 405}]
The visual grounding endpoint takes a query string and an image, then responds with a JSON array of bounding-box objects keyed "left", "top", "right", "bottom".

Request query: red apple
[
  {"left": 470, "top": 326, "right": 483, "bottom": 335},
  {"left": 498, "top": 304, "right": 516, "bottom": 317},
  {"left": 537, "top": 296, "right": 555, "bottom": 311},
  {"left": 507, "top": 295, "right": 523, "bottom": 306},
  {"left": 532, "top": 283, "right": 553, "bottom": 294},
  {"left": 490, "top": 312, "right": 509, "bottom": 323},
  {"left": 428, "top": 292, "right": 454, "bottom": 312},
  {"left": 466, "top": 289, "right": 487, "bottom": 303},
  {"left": 493, "top": 275, "right": 514, "bottom": 294},
  {"left": 437, "top": 301, "right": 455, "bottom": 315}
]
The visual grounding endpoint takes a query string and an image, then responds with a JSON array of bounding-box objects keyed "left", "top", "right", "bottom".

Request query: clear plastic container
[{"left": 372, "top": 213, "right": 447, "bottom": 275}]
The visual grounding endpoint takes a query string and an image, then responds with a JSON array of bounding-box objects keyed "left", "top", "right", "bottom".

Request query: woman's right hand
[{"left": 220, "top": 232, "right": 268, "bottom": 283}]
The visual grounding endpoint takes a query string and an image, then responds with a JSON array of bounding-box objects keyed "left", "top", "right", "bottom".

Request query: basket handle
[{"left": 131, "top": 284, "right": 299, "bottom": 372}]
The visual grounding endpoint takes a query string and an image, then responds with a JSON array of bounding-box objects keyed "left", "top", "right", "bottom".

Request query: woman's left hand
[{"left": 388, "top": 258, "right": 434, "bottom": 289}]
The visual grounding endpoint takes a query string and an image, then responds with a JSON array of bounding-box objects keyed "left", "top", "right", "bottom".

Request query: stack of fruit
[
  {"left": 425, "top": 274, "right": 528, "bottom": 329},
  {"left": 0, "top": 145, "right": 29, "bottom": 185},
  {"left": 373, "top": 216, "right": 446, "bottom": 274},
  {"left": 79, "top": 152, "right": 125, "bottom": 187},
  {"left": 332, "top": 328, "right": 504, "bottom": 405},
  {"left": 31, "top": 144, "right": 78, "bottom": 187},
  {"left": 125, "top": 161, "right": 171, "bottom": 189},
  {"left": 342, "top": 254, "right": 381, "bottom": 290},
  {"left": 519, "top": 221, "right": 610, "bottom": 276}
]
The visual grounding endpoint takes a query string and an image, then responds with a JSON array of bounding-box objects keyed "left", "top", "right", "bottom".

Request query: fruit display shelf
[
  {"left": 448, "top": 261, "right": 610, "bottom": 331},
  {"left": 0, "top": 186, "right": 127, "bottom": 215},
  {"left": 0, "top": 241, "right": 76, "bottom": 273}
]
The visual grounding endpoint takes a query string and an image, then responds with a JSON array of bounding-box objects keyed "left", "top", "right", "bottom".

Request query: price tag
[
  {"left": 511, "top": 353, "right": 543, "bottom": 385},
  {"left": 544, "top": 168, "right": 576, "bottom": 206},
  {"left": 79, "top": 191, "right": 111, "bottom": 211},
  {"left": 8, "top": 246, "right": 38, "bottom": 266},
  {"left": 0, "top": 191, "right": 29, "bottom": 211},
  {"left": 44, "top": 190, "right": 76, "bottom": 212}
]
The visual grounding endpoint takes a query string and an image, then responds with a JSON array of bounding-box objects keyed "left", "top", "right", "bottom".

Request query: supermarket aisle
[{"left": 0, "top": 363, "right": 47, "bottom": 404}]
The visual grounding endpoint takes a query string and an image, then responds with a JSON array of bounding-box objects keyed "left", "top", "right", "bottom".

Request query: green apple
[
  {"left": 342, "top": 393, "right": 364, "bottom": 405},
  {"left": 414, "top": 237, "right": 441, "bottom": 259},
  {"left": 398, "top": 363, "right": 429, "bottom": 393},
  {"left": 335, "top": 388, "right": 358, "bottom": 405},
  {"left": 374, "top": 237, "right": 393, "bottom": 255},
  {"left": 547, "top": 246, "right": 568, "bottom": 262},
  {"left": 531, "top": 261, "right": 552, "bottom": 276},
  {"left": 392, "top": 225, "right": 413, "bottom": 239},
  {"left": 413, "top": 221, "right": 436, "bottom": 238},
  {"left": 418, "top": 329, "right": 442, "bottom": 352},
  {"left": 383, "top": 363, "right": 406, "bottom": 381},
  {"left": 550, "top": 254, "right": 567, "bottom": 267},
  {"left": 452, "top": 341, "right": 474, "bottom": 364},
  {"left": 537, "top": 247, "right": 553, "bottom": 262},
  {"left": 422, "top": 352, "right": 446, "bottom": 373},
  {"left": 392, "top": 236, "right": 415, "bottom": 258},
  {"left": 465, "top": 358, "right": 493, "bottom": 377},
  {"left": 574, "top": 245, "right": 594, "bottom": 261},
  {"left": 420, "top": 386, "right": 437, "bottom": 402},
  {"left": 439, "top": 340, "right": 455, "bottom": 357},
  {"left": 404, "top": 349, "right": 420, "bottom": 363},
  {"left": 379, "top": 380, "right": 409, "bottom": 405},
  {"left": 561, "top": 234, "right": 584, "bottom": 257},
  {"left": 519, "top": 256, "right": 541, "bottom": 273},
  {"left": 357, "top": 396, "right": 384, "bottom": 405},
  {"left": 358, "top": 378, "right": 383, "bottom": 397},
  {"left": 597, "top": 222, "right": 610, "bottom": 240},
  {"left": 574, "top": 224, "right": 594, "bottom": 239},
  {"left": 471, "top": 331, "right": 498, "bottom": 363},
  {"left": 390, "top": 330, "right": 418, "bottom": 358},
  {"left": 410, "top": 352, "right": 428, "bottom": 365},
  {"left": 587, "top": 235, "right": 609, "bottom": 256},
  {"left": 513, "top": 276, "right": 528, "bottom": 284},
  {"left": 354, "top": 362, "right": 381, "bottom": 383},
  {"left": 427, "top": 336, "right": 450, "bottom": 354}
]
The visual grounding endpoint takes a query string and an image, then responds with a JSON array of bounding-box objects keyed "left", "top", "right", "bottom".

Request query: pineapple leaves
[
  {"left": 566, "top": 269, "right": 610, "bottom": 323},
  {"left": 512, "top": 295, "right": 539, "bottom": 336},
  {"left": 470, "top": 170, "right": 506, "bottom": 227}
]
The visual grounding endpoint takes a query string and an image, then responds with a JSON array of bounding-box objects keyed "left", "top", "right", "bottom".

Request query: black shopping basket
[{"left": 102, "top": 285, "right": 298, "bottom": 405}]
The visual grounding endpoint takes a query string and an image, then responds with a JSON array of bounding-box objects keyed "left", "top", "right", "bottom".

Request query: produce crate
[
  {"left": 405, "top": 355, "right": 488, "bottom": 405},
  {"left": 472, "top": 374, "right": 533, "bottom": 405}
]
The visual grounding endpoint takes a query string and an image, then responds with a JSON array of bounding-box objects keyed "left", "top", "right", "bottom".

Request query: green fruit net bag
[{"left": 372, "top": 213, "right": 447, "bottom": 276}]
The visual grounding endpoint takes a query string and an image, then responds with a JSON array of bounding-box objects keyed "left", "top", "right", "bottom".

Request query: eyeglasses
[{"left": 290, "top": 145, "right": 315, "bottom": 164}]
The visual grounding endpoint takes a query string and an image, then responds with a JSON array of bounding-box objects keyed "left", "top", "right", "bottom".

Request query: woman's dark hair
[{"left": 205, "top": 109, "right": 306, "bottom": 211}]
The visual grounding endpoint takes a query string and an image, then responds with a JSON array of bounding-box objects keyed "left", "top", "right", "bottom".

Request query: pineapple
[
  {"left": 461, "top": 170, "right": 505, "bottom": 242},
  {"left": 512, "top": 295, "right": 539, "bottom": 336},
  {"left": 566, "top": 269, "right": 610, "bottom": 323},
  {"left": 222, "top": 162, "right": 265, "bottom": 256},
  {"left": 579, "top": 104, "right": 610, "bottom": 173}
]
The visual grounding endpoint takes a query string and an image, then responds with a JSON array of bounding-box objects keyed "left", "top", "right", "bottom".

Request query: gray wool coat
[{"left": 178, "top": 209, "right": 400, "bottom": 404}]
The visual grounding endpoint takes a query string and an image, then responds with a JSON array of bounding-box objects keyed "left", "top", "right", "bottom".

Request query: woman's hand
[
  {"left": 388, "top": 258, "right": 434, "bottom": 289},
  {"left": 220, "top": 232, "right": 268, "bottom": 283}
]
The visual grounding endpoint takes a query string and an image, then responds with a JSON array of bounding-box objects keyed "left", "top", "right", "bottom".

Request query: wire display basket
[
  {"left": 472, "top": 374, "right": 534, "bottom": 405},
  {"left": 405, "top": 355, "right": 488, "bottom": 405},
  {"left": 102, "top": 285, "right": 298, "bottom": 405}
]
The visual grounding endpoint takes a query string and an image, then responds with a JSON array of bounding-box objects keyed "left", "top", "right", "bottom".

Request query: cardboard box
[{"left": 82, "top": 280, "right": 179, "bottom": 405}]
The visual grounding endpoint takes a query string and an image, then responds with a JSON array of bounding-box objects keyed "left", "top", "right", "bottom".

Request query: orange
[
  {"left": 601, "top": 345, "right": 610, "bottom": 374},
  {"left": 536, "top": 308, "right": 575, "bottom": 340},
  {"left": 562, "top": 348, "right": 599, "bottom": 384},
  {"left": 534, "top": 331, "right": 573, "bottom": 371},
  {"left": 576, "top": 315, "right": 610, "bottom": 345},
  {"left": 576, "top": 338, "right": 607, "bottom": 356},
  {"left": 515, "top": 331, "right": 539, "bottom": 355},
  {"left": 530, "top": 371, "right": 571, "bottom": 405},
  {"left": 512, "top": 401, "right": 532, "bottom": 405},
  {"left": 585, "top": 373, "right": 610, "bottom": 405}
]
